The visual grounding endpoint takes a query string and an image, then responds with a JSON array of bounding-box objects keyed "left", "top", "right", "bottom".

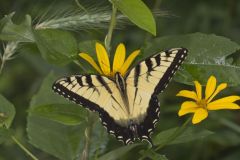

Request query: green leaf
[
  {"left": 143, "top": 33, "right": 240, "bottom": 86},
  {"left": 27, "top": 115, "right": 86, "bottom": 160},
  {"left": 79, "top": 40, "right": 98, "bottom": 55},
  {"left": 34, "top": 29, "right": 78, "bottom": 65},
  {"left": 0, "top": 14, "right": 34, "bottom": 42},
  {"left": 0, "top": 95, "right": 15, "bottom": 129},
  {"left": 98, "top": 144, "right": 142, "bottom": 160},
  {"left": 0, "top": 12, "right": 15, "bottom": 31},
  {"left": 111, "top": 0, "right": 156, "bottom": 35},
  {"left": 0, "top": 128, "right": 12, "bottom": 144},
  {"left": 139, "top": 149, "right": 168, "bottom": 160},
  {"left": 27, "top": 72, "right": 87, "bottom": 160},
  {"left": 89, "top": 121, "right": 109, "bottom": 159},
  {"left": 30, "top": 104, "right": 87, "bottom": 126},
  {"left": 30, "top": 72, "right": 71, "bottom": 107},
  {"left": 154, "top": 127, "right": 214, "bottom": 146}
]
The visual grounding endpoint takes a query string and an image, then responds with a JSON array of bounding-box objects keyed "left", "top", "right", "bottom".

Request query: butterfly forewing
[
  {"left": 52, "top": 74, "right": 137, "bottom": 144},
  {"left": 126, "top": 48, "right": 188, "bottom": 94}
]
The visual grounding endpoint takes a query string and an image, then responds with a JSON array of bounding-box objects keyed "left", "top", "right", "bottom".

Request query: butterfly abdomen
[{"left": 115, "top": 72, "right": 126, "bottom": 94}]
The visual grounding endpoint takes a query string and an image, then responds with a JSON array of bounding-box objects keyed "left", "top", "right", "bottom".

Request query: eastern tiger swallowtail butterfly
[{"left": 52, "top": 48, "right": 188, "bottom": 145}]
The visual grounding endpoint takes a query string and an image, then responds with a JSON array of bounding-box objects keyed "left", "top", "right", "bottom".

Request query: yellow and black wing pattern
[
  {"left": 52, "top": 75, "right": 139, "bottom": 144},
  {"left": 52, "top": 48, "right": 188, "bottom": 145},
  {"left": 124, "top": 48, "right": 188, "bottom": 143}
]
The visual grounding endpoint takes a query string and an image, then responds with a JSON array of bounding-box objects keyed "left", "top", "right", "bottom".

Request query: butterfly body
[
  {"left": 52, "top": 48, "right": 188, "bottom": 145},
  {"left": 115, "top": 72, "right": 130, "bottom": 114}
]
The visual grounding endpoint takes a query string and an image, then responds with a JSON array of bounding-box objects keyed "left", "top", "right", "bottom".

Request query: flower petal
[
  {"left": 207, "top": 102, "right": 240, "bottom": 110},
  {"left": 96, "top": 43, "right": 110, "bottom": 75},
  {"left": 119, "top": 49, "right": 140, "bottom": 76},
  {"left": 192, "top": 108, "right": 208, "bottom": 124},
  {"left": 207, "top": 83, "right": 227, "bottom": 103},
  {"left": 176, "top": 90, "right": 199, "bottom": 101},
  {"left": 178, "top": 101, "right": 199, "bottom": 116},
  {"left": 205, "top": 76, "right": 217, "bottom": 100},
  {"left": 194, "top": 81, "right": 202, "bottom": 100},
  {"left": 208, "top": 96, "right": 240, "bottom": 104},
  {"left": 112, "top": 43, "right": 126, "bottom": 74},
  {"left": 79, "top": 53, "right": 103, "bottom": 74}
]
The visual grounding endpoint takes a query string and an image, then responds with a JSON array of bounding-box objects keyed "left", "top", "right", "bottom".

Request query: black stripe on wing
[
  {"left": 153, "top": 48, "right": 188, "bottom": 94},
  {"left": 136, "top": 96, "right": 160, "bottom": 144},
  {"left": 52, "top": 75, "right": 135, "bottom": 145},
  {"left": 124, "top": 48, "right": 187, "bottom": 144},
  {"left": 127, "top": 48, "right": 188, "bottom": 95}
]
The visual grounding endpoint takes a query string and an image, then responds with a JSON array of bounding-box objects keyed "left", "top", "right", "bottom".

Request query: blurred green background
[{"left": 0, "top": 0, "right": 240, "bottom": 160}]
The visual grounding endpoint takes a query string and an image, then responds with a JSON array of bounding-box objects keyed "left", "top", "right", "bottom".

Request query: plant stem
[
  {"left": 80, "top": 113, "right": 95, "bottom": 160},
  {"left": 105, "top": 4, "right": 117, "bottom": 54},
  {"left": 153, "top": 0, "right": 162, "bottom": 11},
  {"left": 74, "top": 60, "right": 88, "bottom": 72},
  {"left": 154, "top": 118, "right": 191, "bottom": 151},
  {"left": 11, "top": 136, "right": 39, "bottom": 160},
  {"left": 0, "top": 60, "right": 4, "bottom": 75},
  {"left": 75, "top": 0, "right": 88, "bottom": 13}
]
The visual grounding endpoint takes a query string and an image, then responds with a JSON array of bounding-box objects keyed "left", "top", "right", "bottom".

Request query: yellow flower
[
  {"left": 79, "top": 42, "right": 140, "bottom": 77},
  {"left": 177, "top": 75, "right": 240, "bottom": 124}
]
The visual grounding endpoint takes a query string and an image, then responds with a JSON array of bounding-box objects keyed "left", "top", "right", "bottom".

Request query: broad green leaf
[
  {"left": 0, "top": 95, "right": 15, "bottom": 129},
  {"left": 0, "top": 12, "right": 15, "bottom": 32},
  {"left": 30, "top": 72, "right": 71, "bottom": 107},
  {"left": 143, "top": 33, "right": 240, "bottom": 86},
  {"left": 111, "top": 0, "right": 156, "bottom": 35},
  {"left": 34, "top": 29, "right": 78, "bottom": 65},
  {"left": 89, "top": 121, "right": 109, "bottom": 159},
  {"left": 30, "top": 104, "right": 87, "bottom": 126},
  {"left": 0, "top": 128, "right": 12, "bottom": 144},
  {"left": 27, "top": 115, "right": 86, "bottom": 160},
  {"left": 98, "top": 143, "right": 142, "bottom": 160},
  {"left": 0, "top": 14, "right": 34, "bottom": 42},
  {"left": 28, "top": 72, "right": 86, "bottom": 160},
  {"left": 79, "top": 40, "right": 98, "bottom": 55},
  {"left": 154, "top": 127, "right": 214, "bottom": 146},
  {"left": 139, "top": 149, "right": 168, "bottom": 160}
]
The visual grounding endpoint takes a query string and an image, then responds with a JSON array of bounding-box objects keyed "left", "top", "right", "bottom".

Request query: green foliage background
[{"left": 0, "top": 0, "right": 240, "bottom": 160}]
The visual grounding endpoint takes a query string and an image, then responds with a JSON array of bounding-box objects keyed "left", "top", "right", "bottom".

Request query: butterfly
[{"left": 52, "top": 48, "right": 188, "bottom": 145}]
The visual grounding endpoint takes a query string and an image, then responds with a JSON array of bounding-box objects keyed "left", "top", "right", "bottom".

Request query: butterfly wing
[
  {"left": 52, "top": 75, "right": 136, "bottom": 144},
  {"left": 125, "top": 48, "right": 188, "bottom": 141}
]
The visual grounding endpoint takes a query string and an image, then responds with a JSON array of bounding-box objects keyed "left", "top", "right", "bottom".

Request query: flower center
[{"left": 197, "top": 99, "right": 207, "bottom": 109}]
